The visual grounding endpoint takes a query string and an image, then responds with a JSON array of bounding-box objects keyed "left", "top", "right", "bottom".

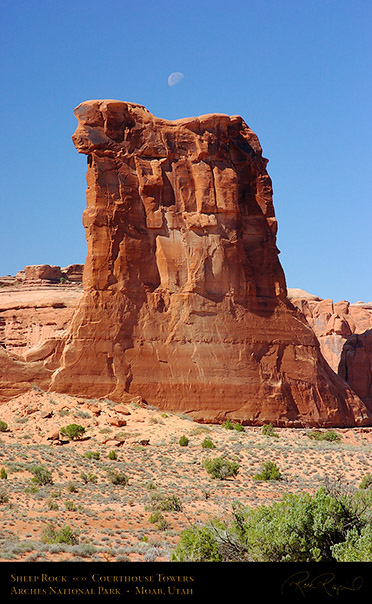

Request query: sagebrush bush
[
  {"left": 172, "top": 486, "right": 372, "bottom": 562},
  {"left": 149, "top": 493, "right": 182, "bottom": 512},
  {"left": 80, "top": 472, "right": 98, "bottom": 484},
  {"left": 171, "top": 525, "right": 222, "bottom": 562},
  {"left": 306, "top": 429, "right": 341, "bottom": 442},
  {"left": 0, "top": 467, "right": 7, "bottom": 479},
  {"left": 203, "top": 457, "right": 239, "bottom": 480},
  {"left": 179, "top": 435, "right": 189, "bottom": 447},
  {"left": 107, "top": 470, "right": 129, "bottom": 486},
  {"left": 0, "top": 487, "right": 9, "bottom": 504},
  {"left": 262, "top": 423, "right": 279, "bottom": 438},
  {"left": 30, "top": 465, "right": 53, "bottom": 485},
  {"left": 359, "top": 474, "right": 372, "bottom": 490},
  {"left": 221, "top": 420, "right": 244, "bottom": 432},
  {"left": 149, "top": 510, "right": 169, "bottom": 531},
  {"left": 253, "top": 461, "right": 282, "bottom": 481},
  {"left": 108, "top": 450, "right": 118, "bottom": 460},
  {"left": 0, "top": 421, "right": 8, "bottom": 432},
  {"left": 60, "top": 424, "right": 86, "bottom": 440},
  {"left": 42, "top": 524, "right": 79, "bottom": 546},
  {"left": 201, "top": 437, "right": 216, "bottom": 449},
  {"left": 85, "top": 451, "right": 100, "bottom": 460}
]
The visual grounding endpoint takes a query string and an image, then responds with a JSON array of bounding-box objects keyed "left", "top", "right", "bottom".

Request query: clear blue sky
[{"left": 1, "top": 0, "right": 371, "bottom": 303}]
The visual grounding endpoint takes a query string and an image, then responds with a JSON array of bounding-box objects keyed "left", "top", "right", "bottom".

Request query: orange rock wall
[
  {"left": 289, "top": 293, "right": 372, "bottom": 410},
  {"left": 47, "top": 100, "right": 370, "bottom": 427}
]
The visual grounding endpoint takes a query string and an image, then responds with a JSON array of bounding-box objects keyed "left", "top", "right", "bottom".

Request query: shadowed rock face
[
  {"left": 47, "top": 99, "right": 371, "bottom": 426},
  {"left": 288, "top": 291, "right": 372, "bottom": 411}
]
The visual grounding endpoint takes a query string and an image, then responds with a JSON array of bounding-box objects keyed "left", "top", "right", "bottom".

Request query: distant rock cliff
[{"left": 288, "top": 290, "right": 372, "bottom": 411}]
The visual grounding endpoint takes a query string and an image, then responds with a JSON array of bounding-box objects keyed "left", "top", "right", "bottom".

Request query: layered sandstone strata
[
  {"left": 44, "top": 99, "right": 370, "bottom": 426},
  {"left": 0, "top": 282, "right": 82, "bottom": 401},
  {"left": 288, "top": 290, "right": 372, "bottom": 410}
]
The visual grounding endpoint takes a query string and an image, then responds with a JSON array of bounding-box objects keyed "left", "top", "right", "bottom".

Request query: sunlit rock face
[
  {"left": 43, "top": 100, "right": 370, "bottom": 425},
  {"left": 288, "top": 291, "right": 372, "bottom": 413}
]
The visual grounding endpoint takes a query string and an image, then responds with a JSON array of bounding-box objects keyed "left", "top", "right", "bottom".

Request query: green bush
[
  {"left": 0, "top": 467, "right": 7, "bottom": 479},
  {"left": 108, "top": 450, "right": 118, "bottom": 460},
  {"left": 60, "top": 424, "right": 86, "bottom": 440},
  {"left": 65, "top": 500, "right": 78, "bottom": 511},
  {"left": 262, "top": 423, "right": 279, "bottom": 438},
  {"left": 107, "top": 470, "right": 129, "bottom": 486},
  {"left": 359, "top": 474, "right": 372, "bottom": 490},
  {"left": 149, "top": 493, "right": 182, "bottom": 512},
  {"left": 47, "top": 499, "right": 59, "bottom": 511},
  {"left": 172, "top": 486, "right": 372, "bottom": 562},
  {"left": 0, "top": 421, "right": 8, "bottom": 432},
  {"left": 80, "top": 472, "right": 98, "bottom": 484},
  {"left": 85, "top": 451, "right": 100, "bottom": 460},
  {"left": 42, "top": 524, "right": 79, "bottom": 546},
  {"left": 172, "top": 525, "right": 222, "bottom": 562},
  {"left": 149, "top": 510, "right": 169, "bottom": 531},
  {"left": 179, "top": 435, "right": 189, "bottom": 447},
  {"left": 221, "top": 419, "right": 244, "bottom": 432},
  {"left": 0, "top": 487, "right": 9, "bottom": 504},
  {"left": 201, "top": 437, "right": 216, "bottom": 449},
  {"left": 253, "top": 461, "right": 282, "bottom": 481},
  {"left": 30, "top": 465, "right": 53, "bottom": 485},
  {"left": 306, "top": 429, "right": 341, "bottom": 442},
  {"left": 203, "top": 457, "right": 239, "bottom": 480}
]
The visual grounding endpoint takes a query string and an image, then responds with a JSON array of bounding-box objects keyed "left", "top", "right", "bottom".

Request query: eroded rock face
[
  {"left": 0, "top": 285, "right": 82, "bottom": 401},
  {"left": 45, "top": 99, "right": 370, "bottom": 426},
  {"left": 288, "top": 290, "right": 372, "bottom": 410}
]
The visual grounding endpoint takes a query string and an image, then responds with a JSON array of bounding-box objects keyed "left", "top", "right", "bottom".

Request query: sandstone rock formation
[
  {"left": 288, "top": 290, "right": 372, "bottom": 410},
  {"left": 42, "top": 99, "right": 370, "bottom": 426},
  {"left": 0, "top": 271, "right": 82, "bottom": 401}
]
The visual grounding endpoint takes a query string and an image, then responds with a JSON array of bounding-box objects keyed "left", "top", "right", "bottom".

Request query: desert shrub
[
  {"left": 0, "top": 487, "right": 9, "bottom": 504},
  {"left": 41, "top": 524, "right": 79, "bottom": 546},
  {"left": 221, "top": 419, "right": 244, "bottom": 432},
  {"left": 331, "top": 525, "right": 372, "bottom": 561},
  {"left": 171, "top": 525, "right": 222, "bottom": 562},
  {"left": 108, "top": 450, "right": 118, "bottom": 460},
  {"left": 47, "top": 499, "right": 59, "bottom": 511},
  {"left": 179, "top": 435, "right": 189, "bottom": 447},
  {"left": 262, "top": 423, "right": 279, "bottom": 438},
  {"left": 203, "top": 457, "right": 239, "bottom": 480},
  {"left": 80, "top": 472, "right": 98, "bottom": 484},
  {"left": 30, "top": 465, "right": 53, "bottom": 485},
  {"left": 60, "top": 424, "right": 86, "bottom": 440},
  {"left": 172, "top": 486, "right": 372, "bottom": 562},
  {"left": 66, "top": 481, "right": 78, "bottom": 493},
  {"left": 253, "top": 461, "right": 282, "bottom": 481},
  {"left": 359, "top": 474, "right": 372, "bottom": 490},
  {"left": 306, "top": 429, "right": 341, "bottom": 442},
  {"left": 107, "top": 470, "right": 129, "bottom": 486},
  {"left": 149, "top": 493, "right": 182, "bottom": 512},
  {"left": 0, "top": 421, "right": 8, "bottom": 432},
  {"left": 0, "top": 468, "right": 7, "bottom": 479},
  {"left": 85, "top": 451, "right": 100, "bottom": 460},
  {"left": 65, "top": 500, "right": 78, "bottom": 511},
  {"left": 149, "top": 511, "right": 169, "bottom": 531},
  {"left": 201, "top": 437, "right": 216, "bottom": 449}
]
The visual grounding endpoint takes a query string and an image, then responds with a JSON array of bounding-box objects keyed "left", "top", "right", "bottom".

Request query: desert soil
[{"left": 0, "top": 388, "right": 371, "bottom": 562}]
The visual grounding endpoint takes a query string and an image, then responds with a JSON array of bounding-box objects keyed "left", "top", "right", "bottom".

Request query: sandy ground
[{"left": 0, "top": 388, "right": 372, "bottom": 562}]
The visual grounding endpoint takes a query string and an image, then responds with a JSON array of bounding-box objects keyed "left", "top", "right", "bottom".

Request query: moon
[{"left": 168, "top": 72, "right": 184, "bottom": 87}]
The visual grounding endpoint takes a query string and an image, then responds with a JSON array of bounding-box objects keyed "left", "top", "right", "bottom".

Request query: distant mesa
[{"left": 0, "top": 100, "right": 371, "bottom": 427}]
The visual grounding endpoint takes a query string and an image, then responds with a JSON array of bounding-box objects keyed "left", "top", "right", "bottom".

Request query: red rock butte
[{"left": 1, "top": 100, "right": 371, "bottom": 426}]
